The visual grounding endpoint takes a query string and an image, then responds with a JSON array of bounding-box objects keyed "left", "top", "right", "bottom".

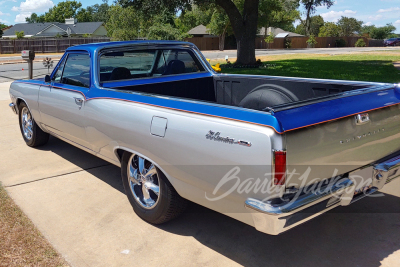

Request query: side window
[
  {"left": 52, "top": 57, "right": 66, "bottom": 82},
  {"left": 60, "top": 54, "right": 91, "bottom": 88},
  {"left": 154, "top": 50, "right": 204, "bottom": 76}
]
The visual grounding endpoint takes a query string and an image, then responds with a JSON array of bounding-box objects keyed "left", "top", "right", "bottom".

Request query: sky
[{"left": 0, "top": 0, "right": 400, "bottom": 32}]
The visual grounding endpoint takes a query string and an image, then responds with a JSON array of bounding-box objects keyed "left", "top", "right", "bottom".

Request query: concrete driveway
[{"left": 1, "top": 81, "right": 400, "bottom": 267}]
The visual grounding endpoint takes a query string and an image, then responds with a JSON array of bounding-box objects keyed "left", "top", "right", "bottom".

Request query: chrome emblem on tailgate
[
  {"left": 355, "top": 113, "right": 370, "bottom": 125},
  {"left": 340, "top": 128, "right": 385, "bottom": 144}
]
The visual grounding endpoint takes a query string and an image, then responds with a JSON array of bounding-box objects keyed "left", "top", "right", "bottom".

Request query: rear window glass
[{"left": 100, "top": 49, "right": 205, "bottom": 83}]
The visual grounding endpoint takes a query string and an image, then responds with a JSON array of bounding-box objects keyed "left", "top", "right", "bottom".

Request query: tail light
[{"left": 273, "top": 150, "right": 286, "bottom": 185}]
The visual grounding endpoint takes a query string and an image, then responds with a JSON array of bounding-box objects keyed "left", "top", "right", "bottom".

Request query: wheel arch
[{"left": 114, "top": 147, "right": 177, "bottom": 189}]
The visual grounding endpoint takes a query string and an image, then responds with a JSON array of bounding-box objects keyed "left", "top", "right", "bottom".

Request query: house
[
  {"left": 2, "top": 18, "right": 107, "bottom": 38},
  {"left": 258, "top": 27, "right": 304, "bottom": 38},
  {"left": 188, "top": 25, "right": 217, "bottom": 38}
]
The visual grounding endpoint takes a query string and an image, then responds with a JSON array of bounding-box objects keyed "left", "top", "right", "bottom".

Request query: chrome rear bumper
[
  {"left": 9, "top": 103, "right": 17, "bottom": 114},
  {"left": 245, "top": 155, "right": 400, "bottom": 235}
]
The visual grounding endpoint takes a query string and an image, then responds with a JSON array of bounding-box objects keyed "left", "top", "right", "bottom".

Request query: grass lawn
[
  {"left": 219, "top": 52, "right": 400, "bottom": 83},
  {"left": 0, "top": 183, "right": 68, "bottom": 266}
]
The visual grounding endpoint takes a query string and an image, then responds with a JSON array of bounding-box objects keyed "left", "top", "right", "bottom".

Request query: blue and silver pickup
[{"left": 8, "top": 40, "right": 400, "bottom": 235}]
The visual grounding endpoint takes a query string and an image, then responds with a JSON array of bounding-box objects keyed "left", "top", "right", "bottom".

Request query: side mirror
[{"left": 45, "top": 75, "right": 51, "bottom": 83}]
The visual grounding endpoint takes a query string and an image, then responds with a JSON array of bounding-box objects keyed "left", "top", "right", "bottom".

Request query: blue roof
[{"left": 66, "top": 40, "right": 195, "bottom": 53}]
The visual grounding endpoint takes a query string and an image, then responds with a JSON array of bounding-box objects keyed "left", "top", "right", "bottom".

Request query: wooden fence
[
  {"left": 1, "top": 36, "right": 376, "bottom": 54},
  {"left": 188, "top": 36, "right": 371, "bottom": 50},
  {"left": 256, "top": 36, "right": 369, "bottom": 49},
  {"left": 0, "top": 37, "right": 111, "bottom": 54},
  {"left": 185, "top": 37, "right": 220, "bottom": 51}
]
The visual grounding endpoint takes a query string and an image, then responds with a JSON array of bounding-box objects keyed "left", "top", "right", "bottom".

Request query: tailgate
[{"left": 274, "top": 84, "right": 400, "bottom": 188}]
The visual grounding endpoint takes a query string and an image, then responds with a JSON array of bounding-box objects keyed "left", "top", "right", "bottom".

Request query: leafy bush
[
  {"left": 306, "top": 34, "right": 318, "bottom": 45},
  {"left": 15, "top": 31, "right": 25, "bottom": 39},
  {"left": 264, "top": 34, "right": 275, "bottom": 44},
  {"left": 355, "top": 39, "right": 366, "bottom": 47},
  {"left": 335, "top": 39, "right": 346, "bottom": 47},
  {"left": 284, "top": 38, "right": 292, "bottom": 49}
]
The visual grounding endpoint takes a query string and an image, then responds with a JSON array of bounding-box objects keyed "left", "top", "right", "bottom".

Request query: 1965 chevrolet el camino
[{"left": 8, "top": 41, "right": 400, "bottom": 235}]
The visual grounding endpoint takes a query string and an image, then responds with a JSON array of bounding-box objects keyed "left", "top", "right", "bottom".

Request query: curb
[{"left": 0, "top": 59, "right": 60, "bottom": 65}]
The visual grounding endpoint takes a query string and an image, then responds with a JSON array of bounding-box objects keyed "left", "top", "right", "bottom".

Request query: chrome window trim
[
  {"left": 96, "top": 45, "right": 210, "bottom": 86},
  {"left": 55, "top": 51, "right": 92, "bottom": 89}
]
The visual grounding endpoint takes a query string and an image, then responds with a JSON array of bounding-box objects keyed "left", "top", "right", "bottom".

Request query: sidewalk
[
  {"left": 0, "top": 82, "right": 12, "bottom": 100},
  {"left": 0, "top": 54, "right": 62, "bottom": 65}
]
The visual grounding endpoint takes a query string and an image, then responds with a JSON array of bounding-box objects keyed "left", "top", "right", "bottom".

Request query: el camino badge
[
  {"left": 355, "top": 113, "right": 370, "bottom": 125},
  {"left": 206, "top": 130, "right": 252, "bottom": 147}
]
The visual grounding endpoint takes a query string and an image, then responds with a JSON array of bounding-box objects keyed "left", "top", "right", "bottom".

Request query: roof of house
[
  {"left": 259, "top": 27, "right": 304, "bottom": 37},
  {"left": 2, "top": 22, "right": 104, "bottom": 37},
  {"left": 188, "top": 25, "right": 215, "bottom": 36}
]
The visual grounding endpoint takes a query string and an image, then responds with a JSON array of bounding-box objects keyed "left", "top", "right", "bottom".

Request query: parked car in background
[
  {"left": 384, "top": 38, "right": 400, "bottom": 46},
  {"left": 8, "top": 40, "right": 400, "bottom": 235}
]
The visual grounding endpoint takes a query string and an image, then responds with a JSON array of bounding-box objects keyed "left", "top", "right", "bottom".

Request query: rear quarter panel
[{"left": 84, "top": 93, "right": 284, "bottom": 225}]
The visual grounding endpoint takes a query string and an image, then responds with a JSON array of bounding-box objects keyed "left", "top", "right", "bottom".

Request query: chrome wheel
[
  {"left": 21, "top": 107, "right": 33, "bottom": 140},
  {"left": 127, "top": 154, "right": 160, "bottom": 209}
]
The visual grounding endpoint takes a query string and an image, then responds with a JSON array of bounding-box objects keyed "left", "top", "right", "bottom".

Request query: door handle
[{"left": 74, "top": 97, "right": 84, "bottom": 105}]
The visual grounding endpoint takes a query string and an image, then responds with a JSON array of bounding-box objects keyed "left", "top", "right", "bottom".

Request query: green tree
[
  {"left": 118, "top": 0, "right": 262, "bottom": 65},
  {"left": 360, "top": 24, "right": 376, "bottom": 38},
  {"left": 106, "top": 5, "right": 142, "bottom": 41},
  {"left": 259, "top": 0, "right": 300, "bottom": 36},
  {"left": 91, "top": 0, "right": 111, "bottom": 23},
  {"left": 147, "top": 23, "right": 190, "bottom": 40},
  {"left": 337, "top": 16, "right": 363, "bottom": 36},
  {"left": 318, "top": 22, "right": 340, "bottom": 37},
  {"left": 25, "top": 13, "right": 46, "bottom": 23},
  {"left": 207, "top": 8, "right": 232, "bottom": 51},
  {"left": 0, "top": 23, "right": 7, "bottom": 38},
  {"left": 76, "top": 7, "right": 94, "bottom": 22},
  {"left": 44, "top": 1, "right": 83, "bottom": 23},
  {"left": 175, "top": 6, "right": 213, "bottom": 34},
  {"left": 76, "top": 1, "right": 111, "bottom": 23},
  {"left": 296, "top": 15, "right": 324, "bottom": 36},
  {"left": 15, "top": 31, "right": 25, "bottom": 39},
  {"left": 300, "top": 0, "right": 334, "bottom": 36},
  {"left": 370, "top": 24, "right": 396, "bottom": 40}
]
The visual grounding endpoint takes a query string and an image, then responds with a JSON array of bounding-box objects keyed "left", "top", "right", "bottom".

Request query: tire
[
  {"left": 121, "top": 152, "right": 188, "bottom": 224},
  {"left": 18, "top": 101, "right": 49, "bottom": 147}
]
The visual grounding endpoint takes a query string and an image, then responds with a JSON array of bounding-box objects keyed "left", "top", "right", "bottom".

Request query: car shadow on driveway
[
  {"left": 43, "top": 137, "right": 400, "bottom": 267},
  {"left": 158, "top": 196, "right": 400, "bottom": 267},
  {"left": 35, "top": 136, "right": 124, "bottom": 193}
]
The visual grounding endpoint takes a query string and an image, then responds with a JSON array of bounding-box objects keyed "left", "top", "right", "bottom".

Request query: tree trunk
[
  {"left": 305, "top": 5, "right": 312, "bottom": 36},
  {"left": 216, "top": 0, "right": 259, "bottom": 65},
  {"left": 236, "top": 33, "right": 256, "bottom": 64},
  {"left": 219, "top": 24, "right": 228, "bottom": 51}
]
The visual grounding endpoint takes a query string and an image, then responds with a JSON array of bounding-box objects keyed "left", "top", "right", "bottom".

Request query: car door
[{"left": 39, "top": 52, "right": 92, "bottom": 150}]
